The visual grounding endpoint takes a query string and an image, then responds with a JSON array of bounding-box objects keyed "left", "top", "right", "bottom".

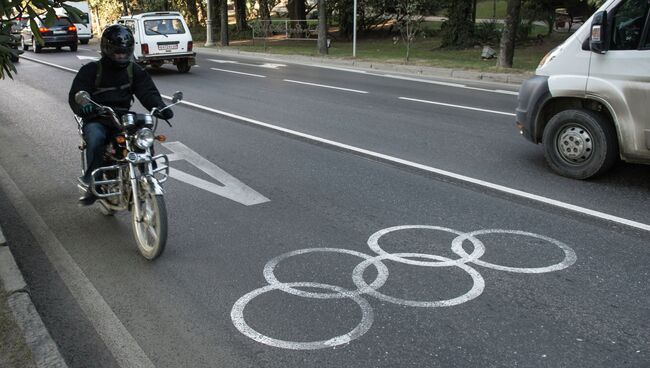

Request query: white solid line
[
  {"left": 0, "top": 164, "right": 156, "bottom": 368},
  {"left": 21, "top": 55, "right": 78, "bottom": 73},
  {"left": 160, "top": 94, "right": 650, "bottom": 233},
  {"left": 495, "top": 89, "right": 520, "bottom": 96},
  {"left": 399, "top": 97, "right": 516, "bottom": 117},
  {"left": 210, "top": 67, "right": 266, "bottom": 78},
  {"left": 384, "top": 74, "right": 465, "bottom": 88},
  {"left": 283, "top": 79, "right": 368, "bottom": 94}
]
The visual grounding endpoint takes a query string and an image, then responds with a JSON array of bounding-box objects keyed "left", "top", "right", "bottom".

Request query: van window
[
  {"left": 125, "top": 20, "right": 136, "bottom": 33},
  {"left": 143, "top": 19, "right": 185, "bottom": 35},
  {"left": 610, "top": 0, "right": 649, "bottom": 50},
  {"left": 54, "top": 17, "right": 73, "bottom": 27}
]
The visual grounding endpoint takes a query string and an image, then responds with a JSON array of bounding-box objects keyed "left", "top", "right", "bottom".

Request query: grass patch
[
  {"left": 216, "top": 31, "right": 568, "bottom": 73},
  {"left": 475, "top": 0, "right": 508, "bottom": 19}
]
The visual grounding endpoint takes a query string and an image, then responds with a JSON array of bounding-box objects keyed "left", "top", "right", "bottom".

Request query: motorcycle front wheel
[{"left": 132, "top": 188, "right": 168, "bottom": 260}]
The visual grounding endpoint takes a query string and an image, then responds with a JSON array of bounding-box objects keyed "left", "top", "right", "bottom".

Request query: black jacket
[{"left": 68, "top": 58, "right": 166, "bottom": 124}]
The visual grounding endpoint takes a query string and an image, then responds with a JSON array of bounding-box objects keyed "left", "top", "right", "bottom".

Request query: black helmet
[{"left": 100, "top": 24, "right": 134, "bottom": 68}]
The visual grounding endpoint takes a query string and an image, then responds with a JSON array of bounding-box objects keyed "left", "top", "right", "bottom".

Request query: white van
[
  {"left": 516, "top": 0, "right": 650, "bottom": 179},
  {"left": 56, "top": 2, "right": 93, "bottom": 44},
  {"left": 118, "top": 12, "right": 195, "bottom": 73}
]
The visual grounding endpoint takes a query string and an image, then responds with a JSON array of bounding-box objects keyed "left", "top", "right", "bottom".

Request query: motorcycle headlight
[{"left": 135, "top": 128, "right": 155, "bottom": 149}]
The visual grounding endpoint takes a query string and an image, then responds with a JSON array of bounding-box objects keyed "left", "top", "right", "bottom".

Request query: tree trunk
[
  {"left": 317, "top": 0, "right": 327, "bottom": 54},
  {"left": 496, "top": 0, "right": 522, "bottom": 68},
  {"left": 258, "top": 0, "right": 271, "bottom": 21},
  {"left": 121, "top": 0, "right": 129, "bottom": 16},
  {"left": 472, "top": 0, "right": 477, "bottom": 24},
  {"left": 338, "top": 0, "right": 353, "bottom": 40},
  {"left": 235, "top": 0, "right": 247, "bottom": 31},
  {"left": 186, "top": 0, "right": 199, "bottom": 28},
  {"left": 220, "top": 0, "right": 229, "bottom": 46}
]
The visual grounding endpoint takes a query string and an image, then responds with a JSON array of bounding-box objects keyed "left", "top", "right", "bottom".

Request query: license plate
[
  {"left": 158, "top": 44, "right": 178, "bottom": 50},
  {"left": 53, "top": 30, "right": 67, "bottom": 35}
]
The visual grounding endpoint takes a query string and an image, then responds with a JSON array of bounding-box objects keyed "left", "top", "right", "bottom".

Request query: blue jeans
[{"left": 82, "top": 122, "right": 113, "bottom": 182}]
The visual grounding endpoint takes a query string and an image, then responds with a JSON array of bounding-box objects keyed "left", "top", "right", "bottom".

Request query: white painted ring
[
  {"left": 451, "top": 229, "right": 577, "bottom": 274},
  {"left": 230, "top": 282, "right": 374, "bottom": 350},
  {"left": 263, "top": 248, "right": 390, "bottom": 299},
  {"left": 352, "top": 253, "right": 485, "bottom": 308},
  {"left": 367, "top": 225, "right": 485, "bottom": 267}
]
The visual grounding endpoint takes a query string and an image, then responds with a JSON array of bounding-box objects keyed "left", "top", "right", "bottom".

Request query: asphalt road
[{"left": 0, "top": 47, "right": 648, "bottom": 368}]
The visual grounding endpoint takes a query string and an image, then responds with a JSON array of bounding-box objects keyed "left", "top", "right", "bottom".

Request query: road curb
[
  {"left": 195, "top": 46, "right": 530, "bottom": 86},
  {"left": 0, "top": 226, "right": 69, "bottom": 368}
]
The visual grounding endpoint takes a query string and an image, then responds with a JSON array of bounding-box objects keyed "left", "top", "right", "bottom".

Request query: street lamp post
[
  {"left": 352, "top": 0, "right": 357, "bottom": 57},
  {"left": 205, "top": 0, "right": 215, "bottom": 46}
]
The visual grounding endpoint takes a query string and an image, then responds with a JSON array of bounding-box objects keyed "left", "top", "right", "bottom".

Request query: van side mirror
[{"left": 590, "top": 10, "right": 608, "bottom": 54}]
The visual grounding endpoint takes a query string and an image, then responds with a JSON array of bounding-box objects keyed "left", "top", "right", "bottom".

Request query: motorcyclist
[{"left": 68, "top": 24, "right": 173, "bottom": 206}]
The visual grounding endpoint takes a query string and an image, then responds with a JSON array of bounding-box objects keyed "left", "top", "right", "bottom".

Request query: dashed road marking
[{"left": 283, "top": 79, "right": 368, "bottom": 94}]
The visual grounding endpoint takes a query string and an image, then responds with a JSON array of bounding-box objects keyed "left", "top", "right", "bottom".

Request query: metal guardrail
[{"left": 250, "top": 20, "right": 319, "bottom": 40}]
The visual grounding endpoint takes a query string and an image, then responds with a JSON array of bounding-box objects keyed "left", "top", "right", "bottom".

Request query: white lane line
[
  {"left": 21, "top": 55, "right": 78, "bottom": 73},
  {"left": 160, "top": 94, "right": 650, "bottom": 233},
  {"left": 283, "top": 79, "right": 368, "bottom": 94},
  {"left": 0, "top": 164, "right": 156, "bottom": 368},
  {"left": 210, "top": 67, "right": 266, "bottom": 78},
  {"left": 496, "top": 89, "right": 520, "bottom": 96},
  {"left": 208, "top": 58, "right": 285, "bottom": 69},
  {"left": 399, "top": 97, "right": 516, "bottom": 117},
  {"left": 260, "top": 57, "right": 516, "bottom": 95}
]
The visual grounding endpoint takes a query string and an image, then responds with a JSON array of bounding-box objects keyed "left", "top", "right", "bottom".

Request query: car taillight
[
  {"left": 68, "top": 26, "right": 76, "bottom": 32},
  {"left": 141, "top": 43, "right": 149, "bottom": 55},
  {"left": 187, "top": 41, "right": 193, "bottom": 51},
  {"left": 38, "top": 27, "right": 48, "bottom": 33}
]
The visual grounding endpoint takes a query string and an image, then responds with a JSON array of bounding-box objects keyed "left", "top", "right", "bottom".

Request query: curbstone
[
  {"left": 451, "top": 69, "right": 483, "bottom": 81},
  {"left": 8, "top": 293, "right": 69, "bottom": 368},
  {"left": 0, "top": 224, "right": 69, "bottom": 368},
  {"left": 0, "top": 246, "right": 27, "bottom": 293}
]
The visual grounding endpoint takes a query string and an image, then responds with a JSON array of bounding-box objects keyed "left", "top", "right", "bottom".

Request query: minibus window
[{"left": 610, "top": 0, "right": 649, "bottom": 50}]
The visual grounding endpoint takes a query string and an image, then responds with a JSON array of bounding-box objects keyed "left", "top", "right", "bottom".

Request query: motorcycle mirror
[
  {"left": 75, "top": 91, "right": 91, "bottom": 106},
  {"left": 171, "top": 91, "right": 183, "bottom": 104}
]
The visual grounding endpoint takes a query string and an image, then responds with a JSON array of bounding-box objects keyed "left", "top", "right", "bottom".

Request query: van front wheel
[{"left": 543, "top": 108, "right": 618, "bottom": 180}]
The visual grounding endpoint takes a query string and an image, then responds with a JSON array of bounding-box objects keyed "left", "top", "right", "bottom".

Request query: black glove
[
  {"left": 80, "top": 103, "right": 101, "bottom": 117},
  {"left": 155, "top": 108, "right": 174, "bottom": 120}
]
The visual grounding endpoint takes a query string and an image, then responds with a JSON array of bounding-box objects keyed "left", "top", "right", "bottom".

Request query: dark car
[
  {"left": 20, "top": 16, "right": 77, "bottom": 53},
  {"left": 2, "top": 18, "right": 26, "bottom": 62}
]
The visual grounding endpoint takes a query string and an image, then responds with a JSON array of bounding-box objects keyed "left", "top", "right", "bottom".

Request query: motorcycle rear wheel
[{"left": 132, "top": 190, "right": 167, "bottom": 260}]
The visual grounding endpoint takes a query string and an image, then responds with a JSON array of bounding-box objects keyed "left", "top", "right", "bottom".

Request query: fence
[{"left": 250, "top": 20, "right": 319, "bottom": 41}]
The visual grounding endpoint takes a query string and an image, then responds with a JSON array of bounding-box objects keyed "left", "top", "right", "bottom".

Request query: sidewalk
[
  {"left": 0, "top": 225, "right": 68, "bottom": 368},
  {"left": 195, "top": 46, "right": 532, "bottom": 86}
]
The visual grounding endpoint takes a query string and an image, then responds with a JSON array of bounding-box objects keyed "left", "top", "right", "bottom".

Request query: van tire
[
  {"left": 543, "top": 108, "right": 618, "bottom": 180},
  {"left": 80, "top": 39, "right": 89, "bottom": 45},
  {"left": 176, "top": 60, "right": 191, "bottom": 73}
]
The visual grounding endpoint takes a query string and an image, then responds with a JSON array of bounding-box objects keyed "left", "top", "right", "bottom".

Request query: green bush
[{"left": 474, "top": 19, "right": 500, "bottom": 44}]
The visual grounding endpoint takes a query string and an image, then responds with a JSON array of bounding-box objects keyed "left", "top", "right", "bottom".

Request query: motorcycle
[{"left": 73, "top": 90, "right": 183, "bottom": 260}]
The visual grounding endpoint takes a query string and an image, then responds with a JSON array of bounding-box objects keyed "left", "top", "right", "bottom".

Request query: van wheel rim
[{"left": 556, "top": 124, "right": 593, "bottom": 164}]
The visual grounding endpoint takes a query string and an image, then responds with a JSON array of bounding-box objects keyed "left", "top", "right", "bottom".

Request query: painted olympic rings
[
  {"left": 263, "top": 247, "right": 390, "bottom": 299},
  {"left": 231, "top": 282, "right": 374, "bottom": 350},
  {"left": 451, "top": 229, "right": 577, "bottom": 274},
  {"left": 352, "top": 253, "right": 485, "bottom": 308},
  {"left": 231, "top": 225, "right": 577, "bottom": 350}
]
